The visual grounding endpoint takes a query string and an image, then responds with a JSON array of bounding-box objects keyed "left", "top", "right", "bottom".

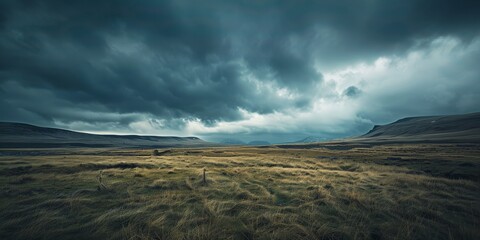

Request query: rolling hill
[
  {"left": 0, "top": 122, "right": 214, "bottom": 148},
  {"left": 2, "top": 112, "right": 479, "bottom": 148},
  {"left": 276, "top": 112, "right": 480, "bottom": 149},
  {"left": 355, "top": 112, "right": 480, "bottom": 143}
]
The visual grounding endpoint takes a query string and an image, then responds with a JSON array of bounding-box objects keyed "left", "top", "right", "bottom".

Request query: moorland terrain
[{"left": 0, "top": 113, "right": 479, "bottom": 239}]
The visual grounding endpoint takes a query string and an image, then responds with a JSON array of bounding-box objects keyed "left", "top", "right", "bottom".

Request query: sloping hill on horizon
[
  {"left": 0, "top": 122, "right": 214, "bottom": 148},
  {"left": 354, "top": 112, "right": 480, "bottom": 143},
  {"left": 275, "top": 112, "right": 480, "bottom": 149}
]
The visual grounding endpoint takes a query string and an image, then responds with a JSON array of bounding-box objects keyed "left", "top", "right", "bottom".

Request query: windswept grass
[{"left": 0, "top": 144, "right": 479, "bottom": 239}]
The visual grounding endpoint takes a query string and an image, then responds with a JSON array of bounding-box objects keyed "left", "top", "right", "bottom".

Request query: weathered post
[{"left": 203, "top": 168, "right": 206, "bottom": 184}]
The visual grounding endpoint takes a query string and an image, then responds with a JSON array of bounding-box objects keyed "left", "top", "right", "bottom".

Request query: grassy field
[{"left": 0, "top": 144, "right": 479, "bottom": 239}]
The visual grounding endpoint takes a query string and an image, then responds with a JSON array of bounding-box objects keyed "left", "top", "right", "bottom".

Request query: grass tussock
[{"left": 0, "top": 144, "right": 479, "bottom": 239}]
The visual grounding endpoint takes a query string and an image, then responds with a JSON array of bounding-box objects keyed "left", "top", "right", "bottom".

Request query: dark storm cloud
[
  {"left": 343, "top": 86, "right": 361, "bottom": 98},
  {"left": 0, "top": 0, "right": 479, "bottom": 134}
]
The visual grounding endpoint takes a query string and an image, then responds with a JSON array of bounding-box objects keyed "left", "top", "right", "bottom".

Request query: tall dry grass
[{"left": 0, "top": 144, "right": 478, "bottom": 239}]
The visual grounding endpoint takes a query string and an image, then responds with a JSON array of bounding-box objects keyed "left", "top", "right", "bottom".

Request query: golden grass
[{"left": 0, "top": 144, "right": 479, "bottom": 239}]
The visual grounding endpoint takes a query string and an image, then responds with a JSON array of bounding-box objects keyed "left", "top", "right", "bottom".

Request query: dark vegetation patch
[
  {"left": 9, "top": 176, "right": 35, "bottom": 184},
  {"left": 256, "top": 146, "right": 276, "bottom": 149},
  {"left": 257, "top": 162, "right": 294, "bottom": 168},
  {"left": 185, "top": 151, "right": 203, "bottom": 154},
  {"left": 0, "top": 143, "right": 112, "bottom": 148},
  {"left": 276, "top": 143, "right": 373, "bottom": 150},
  {"left": 79, "top": 162, "right": 156, "bottom": 170},
  {"left": 2, "top": 165, "right": 33, "bottom": 175},
  {"left": 375, "top": 158, "right": 480, "bottom": 181},
  {"left": 0, "top": 150, "right": 64, "bottom": 156},
  {"left": 386, "top": 157, "right": 402, "bottom": 160},
  {"left": 152, "top": 149, "right": 172, "bottom": 156},
  {"left": 0, "top": 150, "right": 152, "bottom": 156},
  {"left": 1, "top": 163, "right": 156, "bottom": 176},
  {"left": 339, "top": 164, "right": 361, "bottom": 172}
]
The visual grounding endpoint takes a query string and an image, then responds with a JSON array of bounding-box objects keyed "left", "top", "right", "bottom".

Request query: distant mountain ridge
[
  {"left": 247, "top": 141, "right": 271, "bottom": 146},
  {"left": 0, "top": 122, "right": 213, "bottom": 148},
  {"left": 216, "top": 139, "right": 271, "bottom": 146},
  {"left": 294, "top": 136, "right": 327, "bottom": 143},
  {"left": 218, "top": 138, "right": 246, "bottom": 145}
]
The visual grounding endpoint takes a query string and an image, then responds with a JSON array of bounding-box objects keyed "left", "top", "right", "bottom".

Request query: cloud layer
[{"left": 1, "top": 0, "right": 479, "bottom": 142}]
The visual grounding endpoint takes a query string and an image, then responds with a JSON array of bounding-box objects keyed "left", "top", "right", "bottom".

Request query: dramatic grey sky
[{"left": 1, "top": 0, "right": 480, "bottom": 143}]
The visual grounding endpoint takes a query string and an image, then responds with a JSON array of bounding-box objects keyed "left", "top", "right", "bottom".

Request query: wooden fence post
[{"left": 203, "top": 168, "right": 206, "bottom": 184}]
